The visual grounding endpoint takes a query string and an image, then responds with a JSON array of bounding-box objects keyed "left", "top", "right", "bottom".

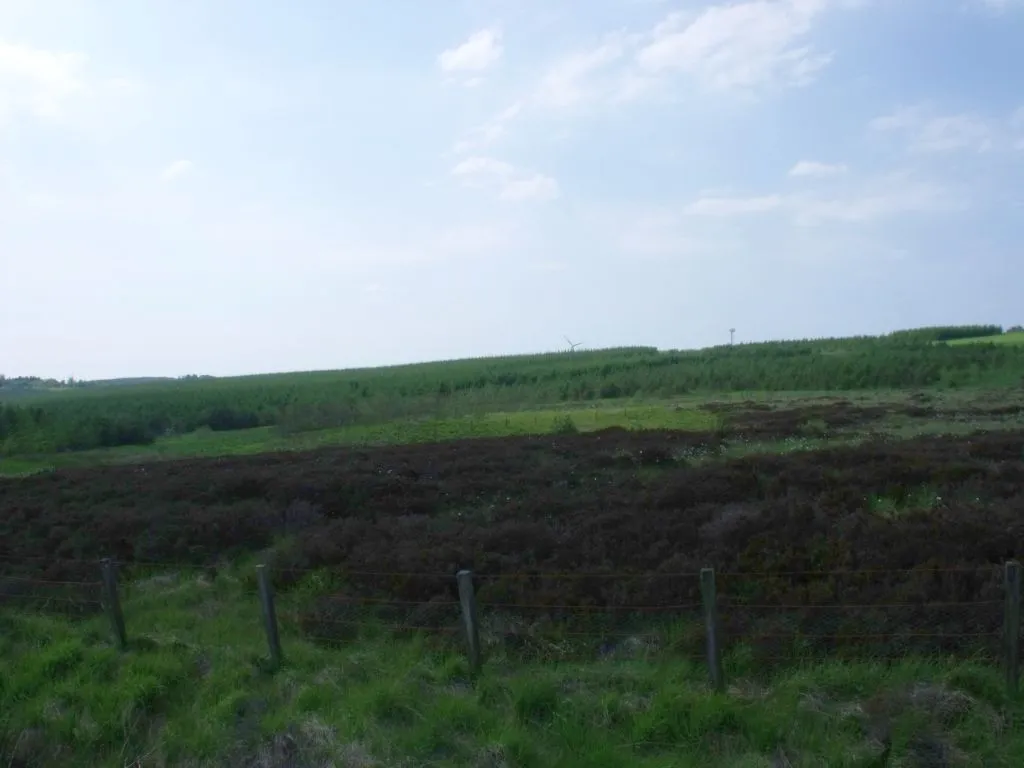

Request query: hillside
[
  {"left": 4, "top": 325, "right": 1024, "bottom": 764},
  {"left": 3, "top": 406, "right": 1024, "bottom": 765},
  {"left": 3, "top": 327, "right": 1024, "bottom": 460}
]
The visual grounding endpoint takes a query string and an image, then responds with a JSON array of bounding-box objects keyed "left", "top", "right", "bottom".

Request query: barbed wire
[
  {"left": 302, "top": 595, "right": 459, "bottom": 607},
  {"left": 0, "top": 595, "right": 102, "bottom": 606},
  {"left": 0, "top": 575, "right": 103, "bottom": 586},
  {"left": 745, "top": 630, "right": 1001, "bottom": 641},
  {"left": 481, "top": 601, "right": 704, "bottom": 612},
  {"left": 276, "top": 595, "right": 1005, "bottom": 613},
  {"left": 715, "top": 566, "right": 999, "bottom": 577},
  {"left": 288, "top": 618, "right": 459, "bottom": 635},
  {"left": 720, "top": 600, "right": 1003, "bottom": 610},
  {"left": 0, "top": 554, "right": 1009, "bottom": 579},
  {"left": 736, "top": 652, "right": 1003, "bottom": 663}
]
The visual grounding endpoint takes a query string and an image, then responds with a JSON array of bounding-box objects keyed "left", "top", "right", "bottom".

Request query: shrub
[{"left": 551, "top": 415, "right": 579, "bottom": 434}]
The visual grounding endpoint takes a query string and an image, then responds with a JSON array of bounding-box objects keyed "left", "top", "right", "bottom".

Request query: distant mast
[{"left": 729, "top": 328, "right": 736, "bottom": 345}]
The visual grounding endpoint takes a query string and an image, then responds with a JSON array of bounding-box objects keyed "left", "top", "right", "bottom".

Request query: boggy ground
[
  {"left": 2, "top": 426, "right": 1023, "bottom": 662},
  {"left": 702, "top": 394, "right": 1024, "bottom": 440}
]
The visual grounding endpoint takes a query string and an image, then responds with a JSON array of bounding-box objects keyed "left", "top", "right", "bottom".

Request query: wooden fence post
[
  {"left": 100, "top": 558, "right": 127, "bottom": 651},
  {"left": 256, "top": 564, "right": 283, "bottom": 669},
  {"left": 1004, "top": 561, "right": 1021, "bottom": 697},
  {"left": 700, "top": 567, "right": 724, "bottom": 692},
  {"left": 456, "top": 569, "right": 482, "bottom": 674}
]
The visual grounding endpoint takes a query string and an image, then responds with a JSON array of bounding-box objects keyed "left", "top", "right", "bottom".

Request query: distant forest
[{"left": 2, "top": 326, "right": 1021, "bottom": 456}]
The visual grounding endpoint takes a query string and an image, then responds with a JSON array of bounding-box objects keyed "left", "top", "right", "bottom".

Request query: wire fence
[{"left": 0, "top": 558, "right": 1019, "bottom": 694}]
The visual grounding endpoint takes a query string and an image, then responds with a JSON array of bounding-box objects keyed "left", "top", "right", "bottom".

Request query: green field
[
  {"left": 3, "top": 562, "right": 1019, "bottom": 767},
  {"left": 4, "top": 325, "right": 1024, "bottom": 463},
  {"left": 947, "top": 331, "right": 1024, "bottom": 347},
  {"left": 4, "top": 386, "right": 1024, "bottom": 477},
  {"left": 5, "top": 325, "right": 1024, "bottom": 765},
  {"left": 0, "top": 403, "right": 721, "bottom": 475}
]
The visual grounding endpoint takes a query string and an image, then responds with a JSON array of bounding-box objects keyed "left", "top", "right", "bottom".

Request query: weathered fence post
[
  {"left": 456, "top": 569, "right": 482, "bottom": 674},
  {"left": 256, "top": 564, "right": 283, "bottom": 669},
  {"left": 100, "top": 558, "right": 127, "bottom": 650},
  {"left": 1004, "top": 561, "right": 1021, "bottom": 697},
  {"left": 700, "top": 567, "right": 724, "bottom": 692}
]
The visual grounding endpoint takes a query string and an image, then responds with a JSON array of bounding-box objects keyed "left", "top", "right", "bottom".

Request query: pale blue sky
[{"left": 1, "top": 0, "right": 1022, "bottom": 379}]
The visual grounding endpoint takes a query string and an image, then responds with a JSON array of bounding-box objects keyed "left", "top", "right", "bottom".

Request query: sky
[{"left": 1, "top": 0, "right": 1022, "bottom": 380}]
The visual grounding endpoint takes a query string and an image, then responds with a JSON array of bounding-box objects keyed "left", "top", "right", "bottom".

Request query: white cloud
[
  {"left": 451, "top": 155, "right": 559, "bottom": 201},
  {"left": 789, "top": 160, "right": 848, "bottom": 177},
  {"left": 452, "top": 156, "right": 514, "bottom": 177},
  {"left": 916, "top": 115, "right": 994, "bottom": 152},
  {"left": 684, "top": 194, "right": 783, "bottom": 216},
  {"left": 500, "top": 174, "right": 561, "bottom": 202},
  {"left": 527, "top": 260, "right": 567, "bottom": 273},
  {"left": 434, "top": 223, "right": 511, "bottom": 254},
  {"left": 160, "top": 160, "right": 194, "bottom": 181},
  {"left": 460, "top": 0, "right": 853, "bottom": 155},
  {"left": 438, "top": 28, "right": 503, "bottom": 75},
  {"left": 790, "top": 176, "right": 957, "bottom": 225},
  {"left": 975, "top": 0, "right": 1024, "bottom": 11},
  {"left": 0, "top": 40, "right": 86, "bottom": 122},
  {"left": 452, "top": 102, "right": 522, "bottom": 154},
  {"left": 868, "top": 105, "right": 1017, "bottom": 153},
  {"left": 0, "top": 39, "right": 142, "bottom": 141},
  {"left": 613, "top": 209, "right": 711, "bottom": 259},
  {"left": 1011, "top": 106, "right": 1024, "bottom": 148},
  {"left": 634, "top": 1, "right": 834, "bottom": 91},
  {"left": 683, "top": 173, "right": 958, "bottom": 225},
  {"left": 534, "top": 36, "right": 629, "bottom": 108}
]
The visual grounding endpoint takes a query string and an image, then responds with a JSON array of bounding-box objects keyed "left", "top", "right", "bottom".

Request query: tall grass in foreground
[{"left": 2, "top": 562, "right": 1021, "bottom": 767}]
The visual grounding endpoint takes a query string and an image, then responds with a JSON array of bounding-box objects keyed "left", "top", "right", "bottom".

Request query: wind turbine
[
  {"left": 565, "top": 336, "right": 582, "bottom": 353},
  {"left": 729, "top": 328, "right": 736, "bottom": 345}
]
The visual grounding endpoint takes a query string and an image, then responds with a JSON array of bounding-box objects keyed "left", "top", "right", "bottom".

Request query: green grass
[
  {"left": 6, "top": 328, "right": 1024, "bottom": 459},
  {"left": 0, "top": 456, "right": 56, "bottom": 477},
  {"left": 867, "top": 485, "right": 945, "bottom": 520},
  {"left": 2, "top": 563, "right": 1021, "bottom": 766},
  {"left": 5, "top": 386, "right": 1024, "bottom": 477},
  {"left": 0, "top": 403, "right": 720, "bottom": 475},
  {"left": 946, "top": 332, "right": 1024, "bottom": 346}
]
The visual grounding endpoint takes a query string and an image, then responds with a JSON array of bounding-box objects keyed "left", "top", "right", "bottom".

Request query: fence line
[
  {"left": 715, "top": 566, "right": 998, "bottom": 577},
  {"left": 0, "top": 595, "right": 102, "bottom": 606},
  {"left": 746, "top": 631, "right": 1001, "bottom": 640},
  {"left": 0, "top": 553, "right": 1004, "bottom": 577},
  {"left": 303, "top": 627, "right": 459, "bottom": 640},
  {"left": 1, "top": 559, "right": 1020, "bottom": 696},
  {"left": 0, "top": 576, "right": 103, "bottom": 586},
  {"left": 299, "top": 619, "right": 460, "bottom": 632},
  {"left": 477, "top": 601, "right": 705, "bottom": 611},
  {"left": 310, "top": 596, "right": 460, "bottom": 607},
  {"left": 716, "top": 602, "right": 995, "bottom": 614}
]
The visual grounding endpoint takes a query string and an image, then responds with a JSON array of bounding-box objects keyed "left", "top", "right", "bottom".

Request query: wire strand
[
  {"left": 0, "top": 555, "right": 1006, "bottom": 579},
  {"left": 745, "top": 630, "right": 1001, "bottom": 640},
  {"left": 0, "top": 576, "right": 103, "bottom": 587},
  {"left": 722, "top": 600, "right": 1003, "bottom": 610}
]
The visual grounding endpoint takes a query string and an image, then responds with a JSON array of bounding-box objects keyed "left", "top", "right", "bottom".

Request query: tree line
[{"left": 3, "top": 330, "right": 1023, "bottom": 456}]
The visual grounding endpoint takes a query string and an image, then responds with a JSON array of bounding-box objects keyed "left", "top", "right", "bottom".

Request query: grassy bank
[{"left": 2, "top": 563, "right": 1020, "bottom": 767}]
